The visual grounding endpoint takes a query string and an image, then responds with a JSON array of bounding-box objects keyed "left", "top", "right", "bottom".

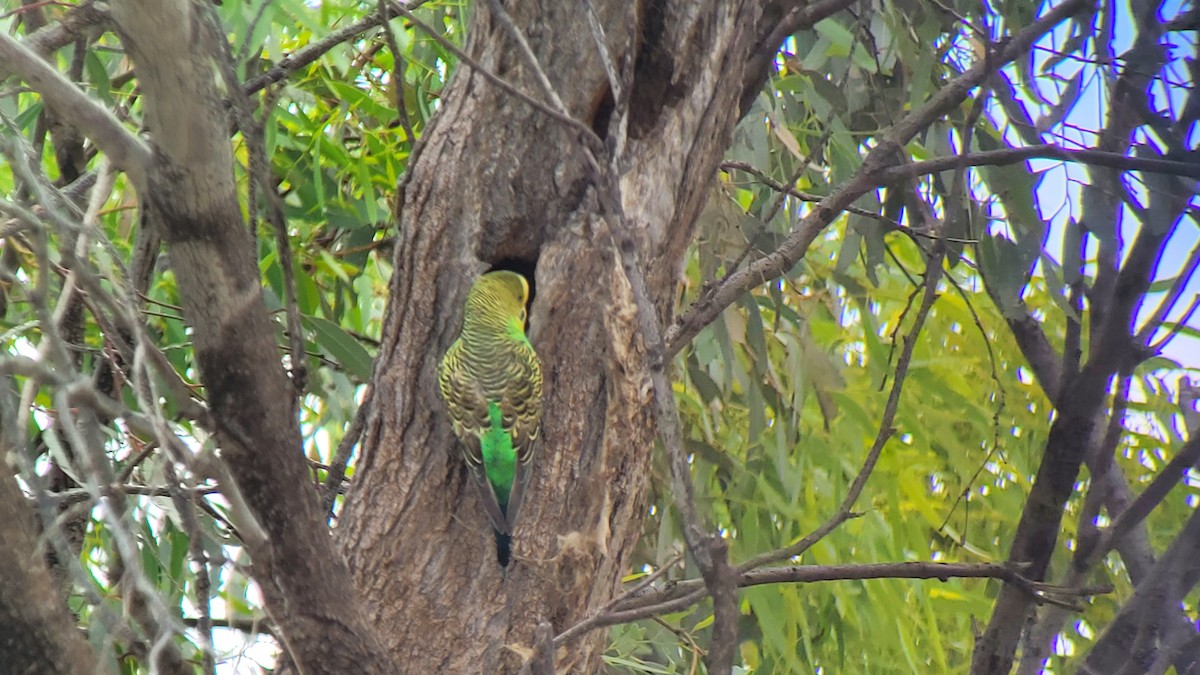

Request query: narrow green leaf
[{"left": 304, "top": 316, "right": 374, "bottom": 380}]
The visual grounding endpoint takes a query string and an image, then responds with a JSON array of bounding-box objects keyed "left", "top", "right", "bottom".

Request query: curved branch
[{"left": 0, "top": 31, "right": 150, "bottom": 191}]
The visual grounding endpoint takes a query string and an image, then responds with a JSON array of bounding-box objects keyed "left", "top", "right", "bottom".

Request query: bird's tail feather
[{"left": 494, "top": 529, "right": 512, "bottom": 568}]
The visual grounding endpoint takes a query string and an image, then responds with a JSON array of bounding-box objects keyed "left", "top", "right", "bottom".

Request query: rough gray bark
[{"left": 334, "top": 1, "right": 792, "bottom": 671}]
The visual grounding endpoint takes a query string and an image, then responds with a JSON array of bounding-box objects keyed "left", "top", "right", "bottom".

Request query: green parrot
[{"left": 437, "top": 270, "right": 543, "bottom": 567}]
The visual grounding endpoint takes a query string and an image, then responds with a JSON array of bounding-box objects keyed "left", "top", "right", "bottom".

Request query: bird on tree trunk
[{"left": 437, "top": 270, "right": 543, "bottom": 567}]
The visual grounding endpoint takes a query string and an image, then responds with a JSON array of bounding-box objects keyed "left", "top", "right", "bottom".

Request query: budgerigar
[{"left": 437, "top": 270, "right": 543, "bottom": 567}]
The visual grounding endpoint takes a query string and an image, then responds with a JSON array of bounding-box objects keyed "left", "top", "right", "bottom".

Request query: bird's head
[{"left": 464, "top": 270, "right": 531, "bottom": 336}]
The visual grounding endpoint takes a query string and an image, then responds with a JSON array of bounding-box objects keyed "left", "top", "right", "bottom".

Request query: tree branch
[
  {"left": 0, "top": 30, "right": 150, "bottom": 191},
  {"left": 107, "top": 1, "right": 396, "bottom": 672},
  {"left": 4, "top": 0, "right": 108, "bottom": 65},
  {"left": 874, "top": 144, "right": 1200, "bottom": 183},
  {"left": 322, "top": 384, "right": 374, "bottom": 518},
  {"left": 551, "top": 561, "right": 1110, "bottom": 651},
  {"left": 241, "top": 0, "right": 434, "bottom": 95},
  {"left": 1082, "top": 506, "right": 1200, "bottom": 672},
  {"left": 665, "top": 0, "right": 1089, "bottom": 357}
]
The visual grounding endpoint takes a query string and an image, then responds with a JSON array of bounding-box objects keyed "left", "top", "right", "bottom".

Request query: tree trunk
[
  {"left": 0, "top": 465, "right": 96, "bottom": 674},
  {"left": 108, "top": 2, "right": 396, "bottom": 672},
  {"left": 335, "top": 1, "right": 789, "bottom": 671}
]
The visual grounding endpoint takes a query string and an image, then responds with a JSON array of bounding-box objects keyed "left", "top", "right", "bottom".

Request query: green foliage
[
  {"left": 608, "top": 1, "right": 1197, "bottom": 671},
  {"left": 2, "top": 0, "right": 1195, "bottom": 672},
  {"left": 0, "top": 1, "right": 466, "bottom": 669}
]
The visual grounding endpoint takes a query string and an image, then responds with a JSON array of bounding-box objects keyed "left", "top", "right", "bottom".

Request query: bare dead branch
[
  {"left": 551, "top": 561, "right": 1110, "bottom": 652},
  {"left": 48, "top": 483, "right": 222, "bottom": 505}
]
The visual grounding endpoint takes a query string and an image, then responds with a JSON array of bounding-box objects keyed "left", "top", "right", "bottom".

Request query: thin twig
[
  {"left": 376, "top": 0, "right": 415, "bottom": 144},
  {"left": 242, "top": 0, "right": 435, "bottom": 95},
  {"left": 165, "top": 462, "right": 215, "bottom": 675},
  {"left": 549, "top": 561, "right": 1107, "bottom": 651},
  {"left": 740, "top": 237, "right": 945, "bottom": 571},
  {"left": 322, "top": 384, "right": 374, "bottom": 518},
  {"left": 48, "top": 483, "right": 222, "bottom": 505},
  {"left": 720, "top": 161, "right": 976, "bottom": 244},
  {"left": 874, "top": 143, "right": 1200, "bottom": 182}
]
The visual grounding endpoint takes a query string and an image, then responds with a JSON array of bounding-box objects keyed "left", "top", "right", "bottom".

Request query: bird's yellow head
[{"left": 464, "top": 270, "right": 531, "bottom": 336}]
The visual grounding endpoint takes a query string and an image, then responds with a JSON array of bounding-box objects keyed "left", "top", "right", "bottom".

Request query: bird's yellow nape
[{"left": 472, "top": 270, "right": 530, "bottom": 311}]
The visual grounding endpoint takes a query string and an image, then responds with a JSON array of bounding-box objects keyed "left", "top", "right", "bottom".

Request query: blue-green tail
[{"left": 494, "top": 529, "right": 512, "bottom": 567}]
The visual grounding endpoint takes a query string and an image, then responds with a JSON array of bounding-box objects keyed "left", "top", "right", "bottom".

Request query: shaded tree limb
[
  {"left": 972, "top": 166, "right": 1177, "bottom": 675},
  {"left": 1082, "top": 505, "right": 1200, "bottom": 673},
  {"left": 1095, "top": 434, "right": 1200, "bottom": 567}
]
